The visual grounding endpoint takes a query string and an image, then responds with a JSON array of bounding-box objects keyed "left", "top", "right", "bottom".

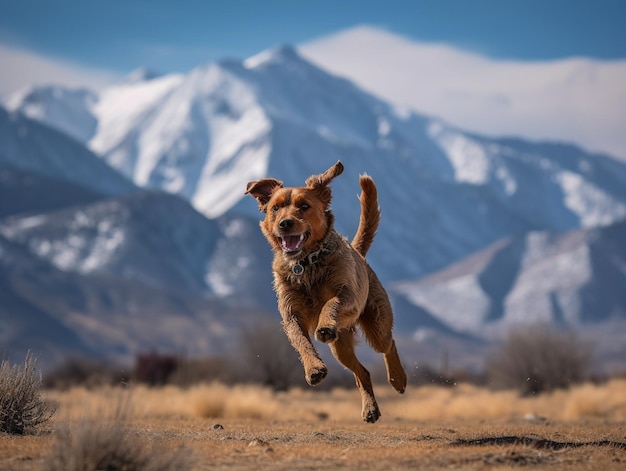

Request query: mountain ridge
[{"left": 3, "top": 44, "right": 626, "bottom": 372}]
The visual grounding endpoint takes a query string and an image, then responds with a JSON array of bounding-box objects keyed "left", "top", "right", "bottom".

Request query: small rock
[
  {"left": 212, "top": 423, "right": 224, "bottom": 430},
  {"left": 523, "top": 413, "right": 547, "bottom": 422},
  {"left": 248, "top": 438, "right": 270, "bottom": 448}
]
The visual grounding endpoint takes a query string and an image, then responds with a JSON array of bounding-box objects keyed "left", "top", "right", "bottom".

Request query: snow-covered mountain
[
  {"left": 0, "top": 180, "right": 275, "bottom": 370},
  {"left": 4, "top": 44, "right": 626, "bottom": 371},
  {"left": 4, "top": 85, "right": 98, "bottom": 143},
  {"left": 299, "top": 25, "right": 626, "bottom": 162},
  {"left": 389, "top": 219, "right": 626, "bottom": 370},
  {"left": 0, "top": 229, "right": 269, "bottom": 371},
  {"left": 391, "top": 220, "right": 626, "bottom": 334},
  {"left": 7, "top": 47, "right": 626, "bottom": 283},
  {"left": 0, "top": 190, "right": 274, "bottom": 306}
]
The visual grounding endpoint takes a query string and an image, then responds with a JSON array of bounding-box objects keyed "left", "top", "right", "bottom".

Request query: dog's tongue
[{"left": 282, "top": 234, "right": 304, "bottom": 252}]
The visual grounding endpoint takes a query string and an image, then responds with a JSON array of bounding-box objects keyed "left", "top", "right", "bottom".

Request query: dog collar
[{"left": 292, "top": 245, "right": 331, "bottom": 275}]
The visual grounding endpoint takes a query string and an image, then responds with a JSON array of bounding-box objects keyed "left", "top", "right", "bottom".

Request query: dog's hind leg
[
  {"left": 382, "top": 339, "right": 406, "bottom": 394},
  {"left": 329, "top": 329, "right": 381, "bottom": 423},
  {"left": 359, "top": 269, "right": 407, "bottom": 394}
]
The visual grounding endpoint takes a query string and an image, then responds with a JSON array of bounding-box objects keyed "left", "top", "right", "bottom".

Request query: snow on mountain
[
  {"left": 0, "top": 230, "right": 268, "bottom": 372},
  {"left": 6, "top": 47, "right": 626, "bottom": 283},
  {"left": 3, "top": 85, "right": 98, "bottom": 143},
  {"left": 88, "top": 64, "right": 269, "bottom": 218},
  {"left": 4, "top": 42, "right": 626, "bottom": 371},
  {"left": 0, "top": 189, "right": 275, "bottom": 306},
  {"left": 88, "top": 72, "right": 184, "bottom": 173},
  {"left": 0, "top": 170, "right": 273, "bottom": 370},
  {"left": 0, "top": 191, "right": 220, "bottom": 293},
  {"left": 299, "top": 25, "right": 626, "bottom": 161},
  {"left": 0, "top": 105, "right": 135, "bottom": 195},
  {"left": 390, "top": 219, "right": 626, "bottom": 338}
]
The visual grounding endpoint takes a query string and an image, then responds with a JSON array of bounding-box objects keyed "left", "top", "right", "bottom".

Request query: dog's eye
[
  {"left": 299, "top": 203, "right": 310, "bottom": 210},
  {"left": 271, "top": 205, "right": 279, "bottom": 212}
]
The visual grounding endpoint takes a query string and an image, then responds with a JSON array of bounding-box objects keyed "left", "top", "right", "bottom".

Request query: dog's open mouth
[{"left": 278, "top": 233, "right": 308, "bottom": 253}]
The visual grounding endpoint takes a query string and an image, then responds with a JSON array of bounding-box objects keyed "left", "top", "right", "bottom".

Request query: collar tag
[{"left": 291, "top": 244, "right": 330, "bottom": 276}]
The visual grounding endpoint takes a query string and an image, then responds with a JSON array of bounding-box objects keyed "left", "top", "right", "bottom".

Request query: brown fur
[{"left": 245, "top": 160, "right": 406, "bottom": 423}]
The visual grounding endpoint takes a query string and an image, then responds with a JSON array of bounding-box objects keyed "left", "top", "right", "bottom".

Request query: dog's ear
[
  {"left": 305, "top": 161, "right": 344, "bottom": 207},
  {"left": 305, "top": 161, "right": 344, "bottom": 189},
  {"left": 245, "top": 178, "right": 283, "bottom": 212}
]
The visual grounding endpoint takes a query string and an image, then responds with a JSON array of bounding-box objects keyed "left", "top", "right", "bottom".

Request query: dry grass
[
  {"left": 0, "top": 352, "right": 56, "bottom": 435},
  {"left": 2, "top": 379, "right": 625, "bottom": 470},
  {"left": 44, "top": 417, "right": 193, "bottom": 471},
  {"left": 43, "top": 378, "right": 626, "bottom": 423}
]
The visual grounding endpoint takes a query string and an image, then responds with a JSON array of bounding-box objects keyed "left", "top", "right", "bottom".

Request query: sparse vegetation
[
  {"left": 44, "top": 377, "right": 626, "bottom": 424},
  {"left": 0, "top": 351, "right": 56, "bottom": 434},
  {"left": 44, "top": 417, "right": 193, "bottom": 471},
  {"left": 2, "top": 378, "right": 625, "bottom": 471},
  {"left": 488, "top": 324, "right": 592, "bottom": 395},
  {"left": 43, "top": 357, "right": 127, "bottom": 390}
]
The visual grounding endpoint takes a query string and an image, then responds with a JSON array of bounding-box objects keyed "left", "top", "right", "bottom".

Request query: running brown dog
[{"left": 245, "top": 160, "right": 406, "bottom": 422}]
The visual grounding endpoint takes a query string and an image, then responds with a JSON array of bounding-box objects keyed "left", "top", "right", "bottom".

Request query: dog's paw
[
  {"left": 315, "top": 326, "right": 337, "bottom": 343},
  {"left": 306, "top": 365, "right": 328, "bottom": 386},
  {"left": 363, "top": 402, "right": 381, "bottom": 424}
]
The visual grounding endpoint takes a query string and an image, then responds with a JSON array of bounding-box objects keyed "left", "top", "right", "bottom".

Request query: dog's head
[{"left": 245, "top": 161, "right": 344, "bottom": 256}]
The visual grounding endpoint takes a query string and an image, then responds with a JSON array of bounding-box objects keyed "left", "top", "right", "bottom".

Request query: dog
[{"left": 245, "top": 160, "right": 406, "bottom": 423}]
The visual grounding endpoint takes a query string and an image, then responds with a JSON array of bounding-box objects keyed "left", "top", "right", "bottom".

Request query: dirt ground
[
  {"left": 2, "top": 382, "right": 625, "bottom": 470},
  {"left": 2, "top": 417, "right": 625, "bottom": 470}
]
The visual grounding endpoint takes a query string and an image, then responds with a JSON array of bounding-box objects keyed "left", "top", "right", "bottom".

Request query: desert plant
[
  {"left": 45, "top": 403, "right": 193, "bottom": 471},
  {"left": 488, "top": 324, "right": 592, "bottom": 395},
  {"left": 0, "top": 351, "right": 56, "bottom": 434}
]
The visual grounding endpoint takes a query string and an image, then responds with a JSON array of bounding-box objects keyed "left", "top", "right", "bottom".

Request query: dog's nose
[{"left": 278, "top": 218, "right": 294, "bottom": 230}]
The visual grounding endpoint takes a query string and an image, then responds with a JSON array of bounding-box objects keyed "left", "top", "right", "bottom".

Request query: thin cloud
[
  {"left": 0, "top": 43, "right": 119, "bottom": 96},
  {"left": 300, "top": 26, "right": 626, "bottom": 161}
]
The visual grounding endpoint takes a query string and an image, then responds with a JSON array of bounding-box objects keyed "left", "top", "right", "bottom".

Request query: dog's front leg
[
  {"left": 315, "top": 292, "right": 361, "bottom": 344},
  {"left": 282, "top": 314, "right": 328, "bottom": 386}
]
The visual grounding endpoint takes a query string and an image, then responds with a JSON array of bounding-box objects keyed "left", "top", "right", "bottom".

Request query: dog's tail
[{"left": 351, "top": 175, "right": 380, "bottom": 257}]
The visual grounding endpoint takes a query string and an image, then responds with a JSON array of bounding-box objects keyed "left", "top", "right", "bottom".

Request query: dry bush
[
  {"left": 133, "top": 351, "right": 179, "bottom": 385},
  {"left": 168, "top": 356, "right": 236, "bottom": 386},
  {"left": 45, "top": 406, "right": 193, "bottom": 471},
  {"left": 44, "top": 357, "right": 127, "bottom": 390},
  {"left": 237, "top": 322, "right": 305, "bottom": 391},
  {"left": 488, "top": 325, "right": 592, "bottom": 395},
  {"left": 0, "top": 351, "right": 56, "bottom": 434}
]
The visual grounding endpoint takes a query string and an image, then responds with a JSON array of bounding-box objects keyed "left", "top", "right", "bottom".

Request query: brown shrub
[
  {"left": 0, "top": 351, "right": 56, "bottom": 434},
  {"left": 488, "top": 324, "right": 592, "bottom": 395},
  {"left": 44, "top": 405, "right": 193, "bottom": 471}
]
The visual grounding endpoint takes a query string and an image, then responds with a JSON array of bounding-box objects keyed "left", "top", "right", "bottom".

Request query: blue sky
[{"left": 1, "top": 0, "right": 625, "bottom": 75}]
